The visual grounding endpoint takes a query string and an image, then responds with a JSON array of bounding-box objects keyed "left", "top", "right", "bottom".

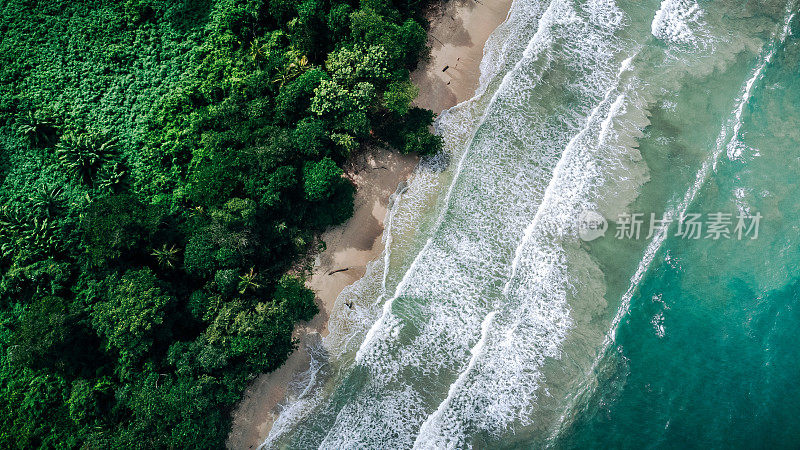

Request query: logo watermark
[
  {"left": 577, "top": 210, "right": 608, "bottom": 241},
  {"left": 577, "top": 211, "right": 761, "bottom": 241}
]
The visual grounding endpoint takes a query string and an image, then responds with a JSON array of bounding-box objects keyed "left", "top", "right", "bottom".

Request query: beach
[
  {"left": 412, "top": 0, "right": 515, "bottom": 113},
  {"left": 226, "top": 1, "right": 513, "bottom": 448},
  {"left": 226, "top": 147, "right": 418, "bottom": 449}
]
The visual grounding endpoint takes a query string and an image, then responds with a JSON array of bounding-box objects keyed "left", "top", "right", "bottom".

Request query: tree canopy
[{"left": 0, "top": 0, "right": 442, "bottom": 447}]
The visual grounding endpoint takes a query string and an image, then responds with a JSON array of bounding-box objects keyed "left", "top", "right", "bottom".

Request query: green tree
[
  {"left": 274, "top": 274, "right": 317, "bottom": 322},
  {"left": 293, "top": 117, "right": 328, "bottom": 157},
  {"left": 91, "top": 269, "right": 174, "bottom": 368},
  {"left": 302, "top": 156, "right": 344, "bottom": 201},
  {"left": 326, "top": 3, "right": 353, "bottom": 40},
  {"left": 383, "top": 80, "right": 419, "bottom": 115},
  {"left": 268, "top": 0, "right": 296, "bottom": 24},
  {"left": 325, "top": 45, "right": 391, "bottom": 86},
  {"left": 214, "top": 269, "right": 238, "bottom": 297},
  {"left": 275, "top": 69, "right": 328, "bottom": 123},
  {"left": 256, "top": 165, "right": 297, "bottom": 208},
  {"left": 80, "top": 193, "right": 162, "bottom": 266},
  {"left": 289, "top": 0, "right": 325, "bottom": 56},
  {"left": 11, "top": 296, "right": 71, "bottom": 369},
  {"left": 350, "top": 9, "right": 428, "bottom": 70},
  {"left": 400, "top": 107, "right": 443, "bottom": 155},
  {"left": 311, "top": 80, "right": 375, "bottom": 136},
  {"left": 184, "top": 233, "right": 217, "bottom": 278}
]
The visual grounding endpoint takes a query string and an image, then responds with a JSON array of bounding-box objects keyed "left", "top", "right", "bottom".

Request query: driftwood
[{"left": 328, "top": 267, "right": 350, "bottom": 275}]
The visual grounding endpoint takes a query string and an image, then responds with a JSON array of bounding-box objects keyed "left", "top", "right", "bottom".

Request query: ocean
[{"left": 262, "top": 0, "right": 800, "bottom": 447}]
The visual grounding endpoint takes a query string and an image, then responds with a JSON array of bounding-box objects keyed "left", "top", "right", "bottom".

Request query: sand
[
  {"left": 412, "top": 0, "right": 514, "bottom": 113},
  {"left": 226, "top": 1, "right": 513, "bottom": 448}
]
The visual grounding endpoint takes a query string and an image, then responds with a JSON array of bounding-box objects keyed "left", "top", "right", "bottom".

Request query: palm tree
[
  {"left": 293, "top": 55, "right": 309, "bottom": 72},
  {"left": 272, "top": 54, "right": 309, "bottom": 87},
  {"left": 238, "top": 267, "right": 260, "bottom": 294},
  {"left": 0, "top": 205, "right": 30, "bottom": 233},
  {"left": 249, "top": 37, "right": 269, "bottom": 61},
  {"left": 274, "top": 222, "right": 288, "bottom": 236},
  {"left": 98, "top": 162, "right": 128, "bottom": 193},
  {"left": 0, "top": 205, "right": 58, "bottom": 262},
  {"left": 56, "top": 134, "right": 117, "bottom": 186},
  {"left": 151, "top": 244, "right": 180, "bottom": 269},
  {"left": 190, "top": 206, "right": 205, "bottom": 217},
  {"left": 26, "top": 217, "right": 58, "bottom": 255},
  {"left": 17, "top": 111, "right": 57, "bottom": 147},
  {"left": 29, "top": 185, "right": 64, "bottom": 218}
]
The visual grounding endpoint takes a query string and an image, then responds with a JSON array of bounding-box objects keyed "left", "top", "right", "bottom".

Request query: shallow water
[{"left": 262, "top": 1, "right": 800, "bottom": 448}]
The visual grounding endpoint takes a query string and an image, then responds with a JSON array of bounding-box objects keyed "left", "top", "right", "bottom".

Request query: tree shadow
[{"left": 166, "top": 0, "right": 212, "bottom": 32}]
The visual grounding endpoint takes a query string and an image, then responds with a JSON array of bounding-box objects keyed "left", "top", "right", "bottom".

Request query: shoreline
[
  {"left": 225, "top": 148, "right": 418, "bottom": 450},
  {"left": 412, "top": 0, "right": 513, "bottom": 112},
  {"left": 226, "top": 1, "right": 513, "bottom": 448}
]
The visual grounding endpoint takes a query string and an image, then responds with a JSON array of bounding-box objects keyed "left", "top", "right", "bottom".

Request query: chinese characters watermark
[{"left": 578, "top": 211, "right": 761, "bottom": 242}]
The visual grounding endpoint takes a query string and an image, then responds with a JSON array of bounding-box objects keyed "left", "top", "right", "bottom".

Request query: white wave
[
  {"left": 261, "top": 1, "right": 797, "bottom": 448},
  {"left": 259, "top": 0, "right": 543, "bottom": 446},
  {"left": 651, "top": 0, "right": 706, "bottom": 47},
  {"left": 413, "top": 311, "right": 497, "bottom": 449},
  {"left": 327, "top": 0, "right": 634, "bottom": 445},
  {"left": 408, "top": 0, "right": 658, "bottom": 444}
]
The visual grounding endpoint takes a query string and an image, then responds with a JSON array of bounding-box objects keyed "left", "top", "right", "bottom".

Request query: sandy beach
[
  {"left": 226, "top": 1, "right": 513, "bottom": 448},
  {"left": 226, "top": 147, "right": 418, "bottom": 449},
  {"left": 412, "top": 0, "right": 514, "bottom": 113}
]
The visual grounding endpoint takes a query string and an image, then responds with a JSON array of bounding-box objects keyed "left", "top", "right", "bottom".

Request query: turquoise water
[
  {"left": 557, "top": 13, "right": 800, "bottom": 447},
  {"left": 262, "top": 0, "right": 800, "bottom": 448}
]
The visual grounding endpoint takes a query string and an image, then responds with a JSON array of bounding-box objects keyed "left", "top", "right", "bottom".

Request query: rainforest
[{"left": 0, "top": 0, "right": 440, "bottom": 447}]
